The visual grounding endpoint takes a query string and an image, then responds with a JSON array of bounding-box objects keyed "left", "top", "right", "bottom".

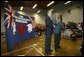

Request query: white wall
[
  {"left": 52, "top": 1, "right": 83, "bottom": 24},
  {"left": 62, "top": 7, "right": 83, "bottom": 24},
  {"left": 32, "top": 13, "right": 45, "bottom": 24}
]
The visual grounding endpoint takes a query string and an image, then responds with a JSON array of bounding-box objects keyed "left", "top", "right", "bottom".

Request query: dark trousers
[
  {"left": 54, "top": 32, "right": 61, "bottom": 49},
  {"left": 45, "top": 34, "right": 52, "bottom": 51}
]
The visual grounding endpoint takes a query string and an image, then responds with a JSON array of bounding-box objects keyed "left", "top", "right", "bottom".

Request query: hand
[{"left": 53, "top": 25, "right": 55, "bottom": 28}]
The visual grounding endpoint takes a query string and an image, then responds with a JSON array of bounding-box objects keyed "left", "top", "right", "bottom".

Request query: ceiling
[{"left": 1, "top": 1, "right": 64, "bottom": 10}]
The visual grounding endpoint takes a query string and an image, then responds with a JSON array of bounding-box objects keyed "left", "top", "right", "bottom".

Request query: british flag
[{"left": 3, "top": 2, "right": 13, "bottom": 29}]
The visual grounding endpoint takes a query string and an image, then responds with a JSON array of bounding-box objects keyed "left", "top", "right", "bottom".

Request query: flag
[
  {"left": 3, "top": 2, "right": 14, "bottom": 52},
  {"left": 13, "top": 12, "right": 36, "bottom": 43},
  {"left": 3, "top": 3, "right": 36, "bottom": 52},
  {"left": 3, "top": 2, "right": 13, "bottom": 29}
]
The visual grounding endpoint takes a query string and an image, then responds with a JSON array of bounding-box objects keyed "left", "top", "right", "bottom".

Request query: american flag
[{"left": 3, "top": 2, "right": 13, "bottom": 29}]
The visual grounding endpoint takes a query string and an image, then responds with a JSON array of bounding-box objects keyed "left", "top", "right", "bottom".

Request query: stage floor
[{"left": 1, "top": 34, "right": 83, "bottom": 56}]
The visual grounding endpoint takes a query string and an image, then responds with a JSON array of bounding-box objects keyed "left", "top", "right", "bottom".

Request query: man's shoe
[
  {"left": 45, "top": 51, "right": 51, "bottom": 54},
  {"left": 49, "top": 49, "right": 53, "bottom": 52},
  {"left": 55, "top": 46, "right": 61, "bottom": 50},
  {"left": 57, "top": 46, "right": 61, "bottom": 48}
]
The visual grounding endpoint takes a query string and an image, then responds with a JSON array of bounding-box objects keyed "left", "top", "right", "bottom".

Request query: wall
[
  {"left": 52, "top": 1, "right": 83, "bottom": 24},
  {"left": 1, "top": 7, "right": 5, "bottom": 33}
]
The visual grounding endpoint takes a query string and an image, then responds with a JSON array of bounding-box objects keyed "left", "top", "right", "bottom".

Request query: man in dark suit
[{"left": 45, "top": 9, "right": 53, "bottom": 54}]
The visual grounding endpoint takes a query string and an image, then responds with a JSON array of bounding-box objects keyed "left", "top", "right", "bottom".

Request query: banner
[{"left": 3, "top": 2, "right": 36, "bottom": 51}]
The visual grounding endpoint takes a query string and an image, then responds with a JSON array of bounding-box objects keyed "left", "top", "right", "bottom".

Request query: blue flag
[
  {"left": 3, "top": 3, "right": 36, "bottom": 52},
  {"left": 13, "top": 12, "right": 36, "bottom": 42}
]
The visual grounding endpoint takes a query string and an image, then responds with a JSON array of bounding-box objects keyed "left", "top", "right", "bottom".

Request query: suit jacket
[
  {"left": 53, "top": 19, "right": 62, "bottom": 34},
  {"left": 45, "top": 16, "right": 53, "bottom": 35}
]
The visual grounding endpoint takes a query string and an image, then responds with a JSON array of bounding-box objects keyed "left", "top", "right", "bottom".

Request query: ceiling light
[
  {"left": 37, "top": 10, "right": 40, "bottom": 13},
  {"left": 47, "top": 1, "right": 55, "bottom": 7},
  {"left": 65, "top": 1, "right": 71, "bottom": 4},
  {"left": 20, "top": 6, "right": 23, "bottom": 10},
  {"left": 5, "top": 1, "right": 8, "bottom": 2},
  {"left": 32, "top": 4, "right": 37, "bottom": 9}
]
